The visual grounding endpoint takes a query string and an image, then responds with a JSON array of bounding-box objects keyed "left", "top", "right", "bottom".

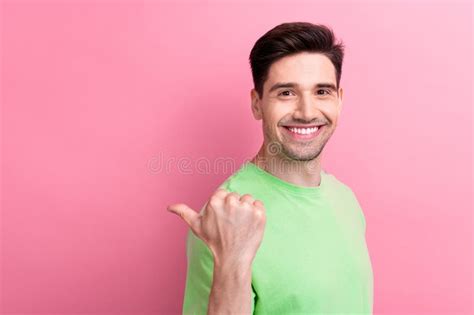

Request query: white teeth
[{"left": 288, "top": 127, "right": 319, "bottom": 135}]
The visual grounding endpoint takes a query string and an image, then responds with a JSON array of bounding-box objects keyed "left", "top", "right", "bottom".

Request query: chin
[{"left": 281, "top": 146, "right": 322, "bottom": 162}]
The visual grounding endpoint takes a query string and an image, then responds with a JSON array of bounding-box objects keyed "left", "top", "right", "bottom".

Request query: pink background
[{"left": 1, "top": 0, "right": 472, "bottom": 314}]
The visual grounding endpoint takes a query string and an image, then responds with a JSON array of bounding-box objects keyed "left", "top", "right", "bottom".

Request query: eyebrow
[{"left": 268, "top": 82, "right": 338, "bottom": 93}]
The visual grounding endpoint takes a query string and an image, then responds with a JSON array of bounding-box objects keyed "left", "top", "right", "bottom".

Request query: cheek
[
  {"left": 262, "top": 104, "right": 290, "bottom": 125},
  {"left": 330, "top": 108, "right": 340, "bottom": 123},
  {"left": 262, "top": 112, "right": 285, "bottom": 138},
  {"left": 320, "top": 101, "right": 340, "bottom": 121}
]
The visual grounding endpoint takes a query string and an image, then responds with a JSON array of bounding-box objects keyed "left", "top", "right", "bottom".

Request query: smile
[
  {"left": 287, "top": 127, "right": 319, "bottom": 135},
  {"left": 282, "top": 125, "right": 325, "bottom": 140}
]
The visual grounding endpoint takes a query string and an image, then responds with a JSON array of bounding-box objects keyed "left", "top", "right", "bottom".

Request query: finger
[
  {"left": 253, "top": 199, "right": 265, "bottom": 210},
  {"left": 206, "top": 188, "right": 229, "bottom": 212},
  {"left": 240, "top": 194, "right": 255, "bottom": 204},
  {"left": 213, "top": 187, "right": 229, "bottom": 199},
  {"left": 225, "top": 192, "right": 240, "bottom": 204},
  {"left": 167, "top": 203, "right": 200, "bottom": 232}
]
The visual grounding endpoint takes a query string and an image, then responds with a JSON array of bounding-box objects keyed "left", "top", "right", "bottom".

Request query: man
[{"left": 168, "top": 22, "right": 374, "bottom": 315}]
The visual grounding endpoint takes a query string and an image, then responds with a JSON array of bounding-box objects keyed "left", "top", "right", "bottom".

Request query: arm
[
  {"left": 181, "top": 229, "right": 256, "bottom": 315},
  {"left": 169, "top": 188, "right": 264, "bottom": 315},
  {"left": 208, "top": 259, "right": 253, "bottom": 315}
]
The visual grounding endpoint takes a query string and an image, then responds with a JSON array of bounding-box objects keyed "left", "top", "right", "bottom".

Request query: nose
[{"left": 293, "top": 93, "right": 321, "bottom": 122}]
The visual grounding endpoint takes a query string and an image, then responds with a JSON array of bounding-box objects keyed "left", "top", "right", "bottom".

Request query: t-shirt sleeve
[
  {"left": 181, "top": 207, "right": 257, "bottom": 315},
  {"left": 348, "top": 189, "right": 367, "bottom": 234}
]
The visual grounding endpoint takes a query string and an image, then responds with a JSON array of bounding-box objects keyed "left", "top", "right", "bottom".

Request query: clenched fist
[{"left": 167, "top": 188, "right": 266, "bottom": 266}]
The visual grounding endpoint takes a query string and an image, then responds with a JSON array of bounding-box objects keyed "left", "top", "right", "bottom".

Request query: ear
[
  {"left": 337, "top": 86, "right": 344, "bottom": 116},
  {"left": 250, "top": 88, "right": 263, "bottom": 120}
]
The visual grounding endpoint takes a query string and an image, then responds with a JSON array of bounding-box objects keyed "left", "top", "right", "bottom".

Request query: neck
[{"left": 250, "top": 142, "right": 323, "bottom": 188}]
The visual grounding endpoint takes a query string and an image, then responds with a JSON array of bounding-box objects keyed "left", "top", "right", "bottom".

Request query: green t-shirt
[{"left": 182, "top": 161, "right": 374, "bottom": 315}]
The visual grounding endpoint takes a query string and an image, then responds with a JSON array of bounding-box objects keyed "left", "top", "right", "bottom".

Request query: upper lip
[{"left": 282, "top": 124, "right": 326, "bottom": 128}]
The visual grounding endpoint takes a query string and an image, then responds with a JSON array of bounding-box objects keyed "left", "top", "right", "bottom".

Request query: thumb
[{"left": 167, "top": 203, "right": 201, "bottom": 233}]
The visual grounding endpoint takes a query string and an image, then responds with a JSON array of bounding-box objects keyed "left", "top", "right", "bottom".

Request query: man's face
[{"left": 251, "top": 52, "right": 343, "bottom": 161}]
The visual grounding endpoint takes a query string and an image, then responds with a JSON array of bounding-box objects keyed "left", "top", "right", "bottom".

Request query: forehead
[{"left": 265, "top": 52, "right": 337, "bottom": 89}]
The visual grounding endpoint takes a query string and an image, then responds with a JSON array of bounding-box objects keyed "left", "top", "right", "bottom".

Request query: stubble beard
[{"left": 264, "top": 123, "right": 334, "bottom": 162}]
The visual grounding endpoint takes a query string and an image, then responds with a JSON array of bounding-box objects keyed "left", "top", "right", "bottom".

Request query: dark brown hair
[{"left": 249, "top": 22, "right": 345, "bottom": 99}]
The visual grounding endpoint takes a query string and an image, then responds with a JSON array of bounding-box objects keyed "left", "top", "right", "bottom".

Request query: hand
[{"left": 167, "top": 188, "right": 266, "bottom": 266}]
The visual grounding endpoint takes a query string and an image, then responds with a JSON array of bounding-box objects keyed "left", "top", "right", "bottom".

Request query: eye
[
  {"left": 278, "top": 90, "right": 294, "bottom": 97},
  {"left": 317, "top": 89, "right": 331, "bottom": 95}
]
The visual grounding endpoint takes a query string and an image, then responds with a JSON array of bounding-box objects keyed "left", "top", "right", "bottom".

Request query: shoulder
[
  {"left": 217, "top": 162, "right": 264, "bottom": 195},
  {"left": 324, "top": 169, "right": 367, "bottom": 231},
  {"left": 322, "top": 168, "right": 355, "bottom": 196}
]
